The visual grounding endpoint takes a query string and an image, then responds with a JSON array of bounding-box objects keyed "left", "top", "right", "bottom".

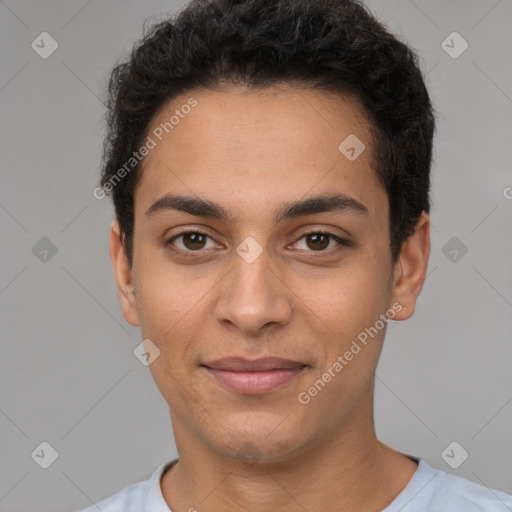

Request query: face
[{"left": 111, "top": 85, "right": 429, "bottom": 464}]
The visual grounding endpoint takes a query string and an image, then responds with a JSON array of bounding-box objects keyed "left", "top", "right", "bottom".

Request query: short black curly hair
[{"left": 99, "top": 0, "right": 435, "bottom": 267}]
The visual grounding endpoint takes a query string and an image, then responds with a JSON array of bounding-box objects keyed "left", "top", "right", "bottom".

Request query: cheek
[
  {"left": 133, "top": 260, "right": 214, "bottom": 371},
  {"left": 296, "top": 259, "right": 390, "bottom": 331},
  {"left": 294, "top": 257, "right": 392, "bottom": 390},
  {"left": 136, "top": 279, "right": 202, "bottom": 407},
  {"left": 134, "top": 254, "right": 200, "bottom": 332}
]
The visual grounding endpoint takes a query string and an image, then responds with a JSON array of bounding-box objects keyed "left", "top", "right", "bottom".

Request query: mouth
[{"left": 201, "top": 357, "right": 308, "bottom": 395}]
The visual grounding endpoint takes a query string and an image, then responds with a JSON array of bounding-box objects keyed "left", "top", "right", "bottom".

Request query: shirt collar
[
  {"left": 143, "top": 456, "right": 436, "bottom": 511},
  {"left": 144, "top": 458, "right": 179, "bottom": 512}
]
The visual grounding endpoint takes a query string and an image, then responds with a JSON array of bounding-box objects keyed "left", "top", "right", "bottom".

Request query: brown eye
[
  {"left": 305, "top": 233, "right": 330, "bottom": 251},
  {"left": 166, "top": 231, "right": 216, "bottom": 254},
  {"left": 181, "top": 232, "right": 207, "bottom": 250},
  {"left": 294, "top": 231, "right": 350, "bottom": 253}
]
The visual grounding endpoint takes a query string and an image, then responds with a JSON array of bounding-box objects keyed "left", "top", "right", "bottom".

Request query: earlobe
[
  {"left": 390, "top": 211, "right": 431, "bottom": 321},
  {"left": 109, "top": 221, "right": 140, "bottom": 327}
]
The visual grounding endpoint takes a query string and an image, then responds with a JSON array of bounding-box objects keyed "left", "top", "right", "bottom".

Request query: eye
[
  {"left": 166, "top": 230, "right": 218, "bottom": 254},
  {"left": 164, "top": 229, "right": 350, "bottom": 259},
  {"left": 292, "top": 231, "right": 350, "bottom": 252}
]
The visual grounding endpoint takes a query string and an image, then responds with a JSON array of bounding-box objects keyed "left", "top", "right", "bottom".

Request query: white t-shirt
[{"left": 76, "top": 456, "right": 512, "bottom": 511}]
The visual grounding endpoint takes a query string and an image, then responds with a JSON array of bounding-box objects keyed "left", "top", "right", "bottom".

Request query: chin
[{"left": 204, "top": 415, "right": 312, "bottom": 466}]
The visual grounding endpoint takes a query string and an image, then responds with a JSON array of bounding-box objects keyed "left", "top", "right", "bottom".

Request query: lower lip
[{"left": 204, "top": 367, "right": 306, "bottom": 394}]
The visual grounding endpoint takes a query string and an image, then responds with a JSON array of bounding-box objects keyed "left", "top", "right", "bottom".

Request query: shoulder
[
  {"left": 73, "top": 460, "right": 175, "bottom": 512},
  {"left": 74, "top": 480, "right": 146, "bottom": 512},
  {"left": 429, "top": 465, "right": 512, "bottom": 510},
  {"left": 385, "top": 457, "right": 512, "bottom": 511}
]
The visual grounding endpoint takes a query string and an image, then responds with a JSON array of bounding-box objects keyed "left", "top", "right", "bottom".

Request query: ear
[
  {"left": 390, "top": 211, "right": 431, "bottom": 321},
  {"left": 109, "top": 220, "right": 139, "bottom": 327}
]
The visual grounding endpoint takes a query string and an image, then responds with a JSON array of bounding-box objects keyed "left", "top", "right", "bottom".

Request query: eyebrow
[{"left": 145, "top": 192, "right": 369, "bottom": 224}]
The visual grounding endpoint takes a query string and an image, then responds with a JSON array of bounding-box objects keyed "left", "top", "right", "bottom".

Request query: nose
[{"left": 214, "top": 247, "right": 294, "bottom": 335}]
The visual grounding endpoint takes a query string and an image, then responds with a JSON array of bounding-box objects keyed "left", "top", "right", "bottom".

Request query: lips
[
  {"left": 202, "top": 357, "right": 307, "bottom": 394},
  {"left": 203, "top": 357, "right": 306, "bottom": 372}
]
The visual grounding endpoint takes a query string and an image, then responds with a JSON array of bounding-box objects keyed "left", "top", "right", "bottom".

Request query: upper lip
[{"left": 202, "top": 357, "right": 306, "bottom": 372}]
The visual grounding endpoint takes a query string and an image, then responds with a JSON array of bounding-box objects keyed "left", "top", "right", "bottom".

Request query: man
[{"left": 81, "top": 0, "right": 512, "bottom": 510}]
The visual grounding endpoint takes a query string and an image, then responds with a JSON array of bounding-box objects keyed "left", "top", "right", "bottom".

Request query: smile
[{"left": 201, "top": 357, "right": 308, "bottom": 394}]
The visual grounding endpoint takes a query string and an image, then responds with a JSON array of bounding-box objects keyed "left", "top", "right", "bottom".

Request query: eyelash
[{"left": 164, "top": 229, "right": 351, "bottom": 259}]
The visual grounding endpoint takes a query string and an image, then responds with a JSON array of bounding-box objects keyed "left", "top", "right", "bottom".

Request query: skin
[{"left": 110, "top": 84, "right": 430, "bottom": 511}]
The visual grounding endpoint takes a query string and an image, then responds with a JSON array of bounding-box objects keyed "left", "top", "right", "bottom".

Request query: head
[{"left": 106, "top": 0, "right": 433, "bottom": 464}]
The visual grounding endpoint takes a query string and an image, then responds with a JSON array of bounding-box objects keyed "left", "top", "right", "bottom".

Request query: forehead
[
  {"left": 146, "top": 84, "right": 372, "bottom": 157},
  {"left": 135, "top": 85, "right": 386, "bottom": 225}
]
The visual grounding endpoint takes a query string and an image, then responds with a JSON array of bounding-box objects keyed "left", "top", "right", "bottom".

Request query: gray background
[{"left": 1, "top": 1, "right": 511, "bottom": 510}]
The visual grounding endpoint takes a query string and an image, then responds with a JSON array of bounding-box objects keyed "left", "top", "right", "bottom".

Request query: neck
[{"left": 161, "top": 401, "right": 418, "bottom": 511}]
